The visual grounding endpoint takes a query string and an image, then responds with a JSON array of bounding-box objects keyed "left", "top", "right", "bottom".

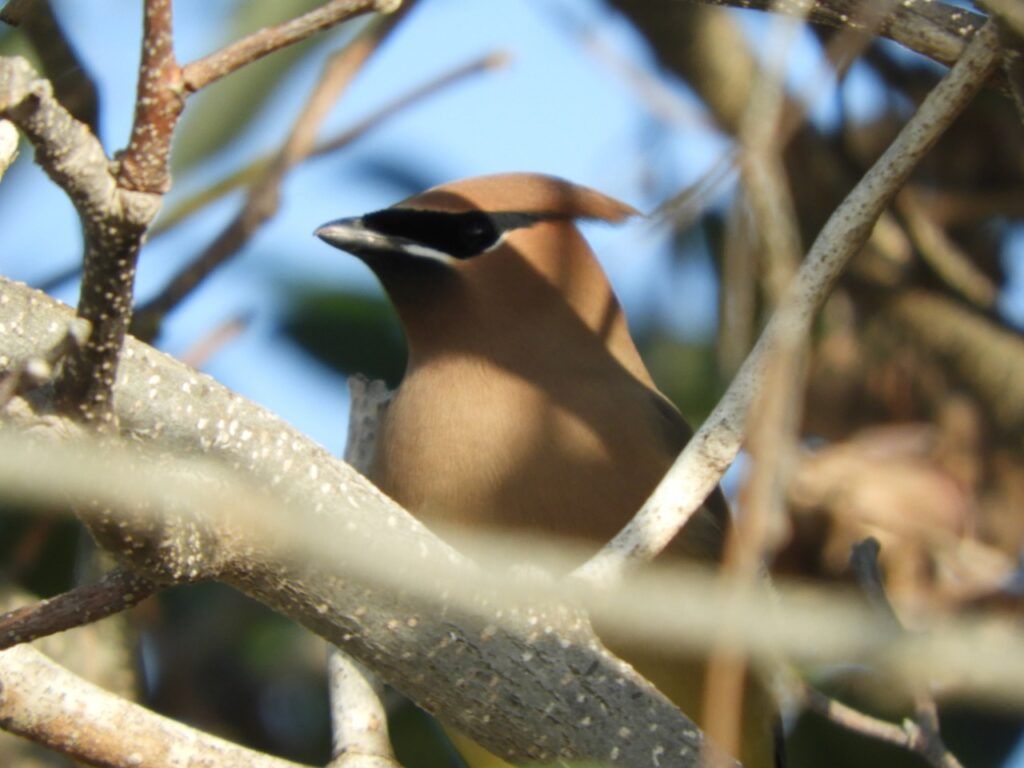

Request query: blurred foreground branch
[
  {"left": 577, "top": 22, "right": 1001, "bottom": 585},
  {"left": 4, "top": 277, "right": 1024, "bottom": 763},
  {"left": 0, "top": 276, "right": 710, "bottom": 767}
]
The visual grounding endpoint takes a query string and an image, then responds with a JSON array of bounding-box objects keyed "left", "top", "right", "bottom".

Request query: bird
[{"left": 315, "top": 173, "right": 779, "bottom": 768}]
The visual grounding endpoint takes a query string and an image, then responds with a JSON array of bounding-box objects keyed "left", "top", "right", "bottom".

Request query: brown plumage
[{"left": 316, "top": 173, "right": 777, "bottom": 767}]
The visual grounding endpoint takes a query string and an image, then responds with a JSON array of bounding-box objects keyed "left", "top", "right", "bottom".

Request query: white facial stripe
[
  {"left": 400, "top": 227, "right": 511, "bottom": 262},
  {"left": 482, "top": 229, "right": 511, "bottom": 254},
  {"left": 401, "top": 242, "right": 458, "bottom": 264}
]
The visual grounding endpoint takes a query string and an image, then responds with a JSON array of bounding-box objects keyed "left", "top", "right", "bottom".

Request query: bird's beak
[
  {"left": 314, "top": 216, "right": 375, "bottom": 254},
  {"left": 315, "top": 215, "right": 456, "bottom": 265}
]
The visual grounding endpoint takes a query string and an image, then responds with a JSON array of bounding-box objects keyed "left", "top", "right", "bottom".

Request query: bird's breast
[{"left": 368, "top": 355, "right": 677, "bottom": 558}]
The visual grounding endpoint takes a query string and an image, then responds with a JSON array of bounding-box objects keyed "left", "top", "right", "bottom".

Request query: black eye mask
[{"left": 361, "top": 209, "right": 542, "bottom": 260}]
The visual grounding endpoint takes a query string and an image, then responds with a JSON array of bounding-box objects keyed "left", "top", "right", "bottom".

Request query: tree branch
[
  {"left": 180, "top": 0, "right": 402, "bottom": 93},
  {"left": 703, "top": 22, "right": 804, "bottom": 757},
  {"left": 134, "top": 12, "right": 407, "bottom": 336},
  {"left": 149, "top": 50, "right": 508, "bottom": 239},
  {"left": 116, "top": 0, "right": 183, "bottom": 193},
  {"left": 56, "top": 0, "right": 179, "bottom": 427},
  {"left": 6, "top": 277, "right": 1024, "bottom": 761},
  {"left": 0, "top": 56, "right": 157, "bottom": 426},
  {"left": 575, "top": 21, "right": 1002, "bottom": 586},
  {"left": 683, "top": 0, "right": 987, "bottom": 70},
  {"left": 326, "top": 375, "right": 401, "bottom": 768},
  {"left": 896, "top": 189, "right": 997, "bottom": 309},
  {"left": 978, "top": 0, "right": 1024, "bottom": 38},
  {"left": 0, "top": 275, "right": 714, "bottom": 767},
  {"left": 0, "top": 57, "right": 121, "bottom": 228},
  {"left": 0, "top": 644, "right": 311, "bottom": 768},
  {"left": 328, "top": 650, "right": 402, "bottom": 768},
  {"left": 979, "top": 0, "right": 1024, "bottom": 124},
  {"left": 0, "top": 0, "right": 101, "bottom": 132},
  {"left": 886, "top": 289, "right": 1024, "bottom": 444},
  {"left": 797, "top": 683, "right": 964, "bottom": 768},
  {"left": 0, "top": 568, "right": 158, "bottom": 651},
  {"left": 800, "top": 538, "right": 966, "bottom": 768}
]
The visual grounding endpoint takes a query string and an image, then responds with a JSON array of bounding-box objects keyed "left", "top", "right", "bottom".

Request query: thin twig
[
  {"left": 179, "top": 313, "right": 253, "bottom": 369},
  {"left": 849, "top": 538, "right": 902, "bottom": 624},
  {"left": 150, "top": 50, "right": 507, "bottom": 238},
  {"left": 651, "top": 148, "right": 739, "bottom": 227},
  {"left": 116, "top": 0, "right": 182, "bottom": 193},
  {"left": 134, "top": 14, "right": 408, "bottom": 336},
  {"left": 798, "top": 682, "right": 964, "bottom": 768},
  {"left": 180, "top": 0, "right": 401, "bottom": 93},
  {"left": 0, "top": 568, "right": 158, "bottom": 651},
  {"left": 776, "top": 0, "right": 888, "bottom": 148},
  {"left": 897, "top": 189, "right": 997, "bottom": 309},
  {"left": 537, "top": 3, "right": 717, "bottom": 131},
  {"left": 576, "top": 22, "right": 1002, "bottom": 586},
  {"left": 717, "top": 194, "right": 757, "bottom": 376},
  {"left": 814, "top": 538, "right": 967, "bottom": 768},
  {"left": 886, "top": 289, "right": 1024, "bottom": 437},
  {"left": 912, "top": 185, "right": 1024, "bottom": 226},
  {"left": 314, "top": 51, "right": 509, "bottom": 158}
]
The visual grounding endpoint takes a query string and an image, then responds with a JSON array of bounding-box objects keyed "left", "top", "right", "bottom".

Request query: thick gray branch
[{"left": 0, "top": 276, "right": 711, "bottom": 768}]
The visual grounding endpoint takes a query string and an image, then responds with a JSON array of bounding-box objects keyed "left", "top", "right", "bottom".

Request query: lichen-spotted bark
[
  {"left": 0, "top": 56, "right": 162, "bottom": 428},
  {"left": 0, "top": 276, "right": 715, "bottom": 766}
]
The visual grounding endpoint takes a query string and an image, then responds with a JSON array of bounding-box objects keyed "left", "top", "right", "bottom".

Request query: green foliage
[
  {"left": 640, "top": 332, "right": 725, "bottom": 425},
  {"left": 282, "top": 286, "right": 407, "bottom": 386},
  {"left": 0, "top": 24, "right": 32, "bottom": 59},
  {"left": 390, "top": 701, "right": 465, "bottom": 768}
]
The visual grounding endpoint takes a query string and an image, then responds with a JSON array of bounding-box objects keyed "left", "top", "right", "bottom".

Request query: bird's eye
[
  {"left": 456, "top": 215, "right": 499, "bottom": 254},
  {"left": 361, "top": 208, "right": 535, "bottom": 260}
]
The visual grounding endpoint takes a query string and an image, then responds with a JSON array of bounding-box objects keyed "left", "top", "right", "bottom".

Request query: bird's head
[
  {"left": 314, "top": 173, "right": 639, "bottom": 268},
  {"left": 314, "top": 173, "right": 647, "bottom": 378}
]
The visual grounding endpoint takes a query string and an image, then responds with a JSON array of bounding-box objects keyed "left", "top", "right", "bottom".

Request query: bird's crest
[{"left": 396, "top": 173, "right": 641, "bottom": 223}]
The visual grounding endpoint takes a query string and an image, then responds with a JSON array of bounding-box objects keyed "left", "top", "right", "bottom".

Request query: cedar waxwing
[{"left": 316, "top": 173, "right": 779, "bottom": 768}]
